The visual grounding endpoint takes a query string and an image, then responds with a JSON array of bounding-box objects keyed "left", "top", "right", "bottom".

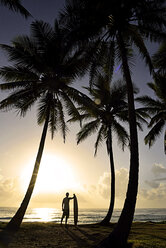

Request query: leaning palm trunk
[
  {"left": 98, "top": 33, "right": 139, "bottom": 247},
  {"left": 100, "top": 126, "right": 115, "bottom": 225},
  {"left": 5, "top": 111, "right": 50, "bottom": 232}
]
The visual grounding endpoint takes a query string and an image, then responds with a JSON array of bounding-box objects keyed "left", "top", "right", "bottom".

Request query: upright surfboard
[{"left": 73, "top": 194, "right": 78, "bottom": 225}]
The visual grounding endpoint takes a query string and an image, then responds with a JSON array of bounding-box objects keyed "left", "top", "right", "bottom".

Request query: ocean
[{"left": 0, "top": 208, "right": 166, "bottom": 224}]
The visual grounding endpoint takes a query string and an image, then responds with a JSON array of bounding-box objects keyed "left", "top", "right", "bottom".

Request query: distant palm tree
[
  {"left": 60, "top": 1, "right": 166, "bottom": 246},
  {"left": 73, "top": 71, "right": 147, "bottom": 226},
  {"left": 0, "top": 20, "right": 88, "bottom": 232},
  {"left": 0, "top": 0, "right": 31, "bottom": 18},
  {"left": 75, "top": 76, "right": 129, "bottom": 226},
  {"left": 137, "top": 78, "right": 166, "bottom": 154}
]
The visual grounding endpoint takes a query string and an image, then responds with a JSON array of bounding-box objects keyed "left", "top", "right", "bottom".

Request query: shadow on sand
[
  {"left": 0, "top": 229, "right": 16, "bottom": 248},
  {"left": 63, "top": 226, "right": 95, "bottom": 248}
]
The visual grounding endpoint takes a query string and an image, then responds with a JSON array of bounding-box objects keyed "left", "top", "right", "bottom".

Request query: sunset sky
[{"left": 0, "top": 0, "right": 165, "bottom": 210}]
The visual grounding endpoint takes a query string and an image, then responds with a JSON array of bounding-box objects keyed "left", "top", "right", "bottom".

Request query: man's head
[{"left": 66, "top": 192, "right": 69, "bottom": 197}]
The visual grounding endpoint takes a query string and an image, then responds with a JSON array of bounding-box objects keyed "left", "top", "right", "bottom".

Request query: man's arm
[{"left": 69, "top": 194, "right": 75, "bottom": 200}]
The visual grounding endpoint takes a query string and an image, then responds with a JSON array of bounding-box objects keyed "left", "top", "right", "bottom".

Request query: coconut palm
[
  {"left": 60, "top": 0, "right": 166, "bottom": 246},
  {"left": 137, "top": 78, "right": 166, "bottom": 154},
  {"left": 0, "top": 19, "right": 88, "bottom": 233},
  {"left": 75, "top": 76, "right": 130, "bottom": 226},
  {"left": 0, "top": 0, "right": 31, "bottom": 18},
  {"left": 72, "top": 72, "right": 147, "bottom": 226}
]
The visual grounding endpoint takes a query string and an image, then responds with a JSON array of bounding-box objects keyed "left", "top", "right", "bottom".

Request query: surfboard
[{"left": 73, "top": 194, "right": 78, "bottom": 225}]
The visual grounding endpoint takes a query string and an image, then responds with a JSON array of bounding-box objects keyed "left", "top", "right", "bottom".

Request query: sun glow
[{"left": 21, "top": 154, "right": 79, "bottom": 194}]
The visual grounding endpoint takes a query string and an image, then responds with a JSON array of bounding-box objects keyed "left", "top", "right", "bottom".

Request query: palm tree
[
  {"left": 0, "top": 0, "right": 31, "bottom": 18},
  {"left": 72, "top": 71, "right": 147, "bottom": 226},
  {"left": 0, "top": 19, "right": 88, "bottom": 233},
  {"left": 60, "top": 1, "right": 166, "bottom": 246},
  {"left": 137, "top": 78, "right": 166, "bottom": 154},
  {"left": 75, "top": 76, "right": 129, "bottom": 226}
]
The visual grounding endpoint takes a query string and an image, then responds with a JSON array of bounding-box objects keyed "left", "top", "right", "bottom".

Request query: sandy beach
[{"left": 0, "top": 222, "right": 165, "bottom": 248}]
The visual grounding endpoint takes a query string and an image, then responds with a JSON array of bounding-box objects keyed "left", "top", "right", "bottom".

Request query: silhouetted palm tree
[
  {"left": 0, "top": 0, "right": 31, "bottom": 18},
  {"left": 0, "top": 20, "right": 88, "bottom": 232},
  {"left": 75, "top": 77, "right": 129, "bottom": 226},
  {"left": 72, "top": 70, "right": 147, "bottom": 226},
  {"left": 137, "top": 78, "right": 166, "bottom": 154},
  {"left": 60, "top": 1, "right": 166, "bottom": 246}
]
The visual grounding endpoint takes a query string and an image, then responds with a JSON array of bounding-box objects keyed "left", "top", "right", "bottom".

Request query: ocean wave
[{"left": 0, "top": 208, "right": 165, "bottom": 224}]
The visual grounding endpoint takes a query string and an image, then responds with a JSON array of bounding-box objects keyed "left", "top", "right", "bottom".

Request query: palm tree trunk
[
  {"left": 98, "top": 32, "right": 139, "bottom": 247},
  {"left": 100, "top": 126, "right": 115, "bottom": 225},
  {"left": 5, "top": 111, "right": 50, "bottom": 232}
]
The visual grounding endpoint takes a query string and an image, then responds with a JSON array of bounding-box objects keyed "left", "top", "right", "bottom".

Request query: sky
[{"left": 0, "top": 0, "right": 166, "bottom": 210}]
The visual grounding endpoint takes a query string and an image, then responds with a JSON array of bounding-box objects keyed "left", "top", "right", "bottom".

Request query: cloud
[
  {"left": 0, "top": 174, "right": 21, "bottom": 206},
  {"left": 138, "top": 163, "right": 166, "bottom": 207},
  {"left": 97, "top": 167, "right": 166, "bottom": 208},
  {"left": 139, "top": 183, "right": 166, "bottom": 201},
  {"left": 98, "top": 168, "right": 129, "bottom": 200},
  {"left": 137, "top": 163, "right": 166, "bottom": 206},
  {"left": 145, "top": 180, "right": 159, "bottom": 188},
  {"left": 98, "top": 172, "right": 110, "bottom": 198},
  {"left": 151, "top": 163, "right": 166, "bottom": 176},
  {"left": 88, "top": 184, "right": 97, "bottom": 194},
  {"left": 115, "top": 168, "right": 128, "bottom": 199},
  {"left": 155, "top": 177, "right": 166, "bottom": 181}
]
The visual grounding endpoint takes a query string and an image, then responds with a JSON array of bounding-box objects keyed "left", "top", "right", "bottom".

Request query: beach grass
[
  {"left": 0, "top": 221, "right": 166, "bottom": 247},
  {"left": 129, "top": 222, "right": 166, "bottom": 248}
]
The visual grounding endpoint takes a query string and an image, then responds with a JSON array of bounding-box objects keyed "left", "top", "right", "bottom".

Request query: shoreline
[{"left": 0, "top": 221, "right": 166, "bottom": 248}]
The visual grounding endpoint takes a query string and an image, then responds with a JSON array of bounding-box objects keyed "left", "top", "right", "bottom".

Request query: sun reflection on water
[{"left": 25, "top": 208, "right": 61, "bottom": 222}]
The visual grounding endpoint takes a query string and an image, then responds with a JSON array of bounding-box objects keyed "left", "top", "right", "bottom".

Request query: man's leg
[
  {"left": 65, "top": 210, "right": 69, "bottom": 227},
  {"left": 65, "top": 216, "right": 68, "bottom": 225},
  {"left": 61, "top": 212, "right": 65, "bottom": 224}
]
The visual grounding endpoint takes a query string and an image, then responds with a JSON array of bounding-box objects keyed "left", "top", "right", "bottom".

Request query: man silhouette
[{"left": 61, "top": 192, "right": 75, "bottom": 226}]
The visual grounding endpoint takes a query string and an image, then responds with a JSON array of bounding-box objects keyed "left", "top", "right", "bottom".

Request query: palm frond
[
  {"left": 0, "top": 65, "right": 39, "bottom": 83},
  {"left": 0, "top": 0, "right": 31, "bottom": 18},
  {"left": 148, "top": 78, "right": 166, "bottom": 102},
  {"left": 31, "top": 20, "right": 55, "bottom": 46},
  {"left": 148, "top": 111, "right": 166, "bottom": 127},
  {"left": 68, "top": 113, "right": 93, "bottom": 124},
  {"left": 77, "top": 119, "right": 100, "bottom": 144},
  {"left": 135, "top": 108, "right": 150, "bottom": 124},
  {"left": 136, "top": 96, "right": 163, "bottom": 109},
  {"left": 128, "top": 24, "right": 153, "bottom": 73},
  {"left": 0, "top": 87, "right": 40, "bottom": 115},
  {"left": 94, "top": 124, "right": 106, "bottom": 156},
  {"left": 89, "top": 40, "right": 115, "bottom": 88},
  {"left": 49, "top": 99, "right": 58, "bottom": 139},
  {"left": 138, "top": 0, "right": 166, "bottom": 43},
  {"left": 145, "top": 119, "right": 165, "bottom": 148},
  {"left": 57, "top": 100, "right": 68, "bottom": 143},
  {"left": 14, "top": 94, "right": 38, "bottom": 117},
  {"left": 153, "top": 42, "right": 166, "bottom": 73},
  {"left": 112, "top": 119, "right": 129, "bottom": 151},
  {"left": 0, "top": 39, "right": 42, "bottom": 72},
  {"left": 65, "top": 86, "right": 95, "bottom": 111},
  {"left": 60, "top": 91, "right": 82, "bottom": 126},
  {"left": 37, "top": 93, "right": 51, "bottom": 125},
  {"left": 0, "top": 92, "right": 22, "bottom": 112}
]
